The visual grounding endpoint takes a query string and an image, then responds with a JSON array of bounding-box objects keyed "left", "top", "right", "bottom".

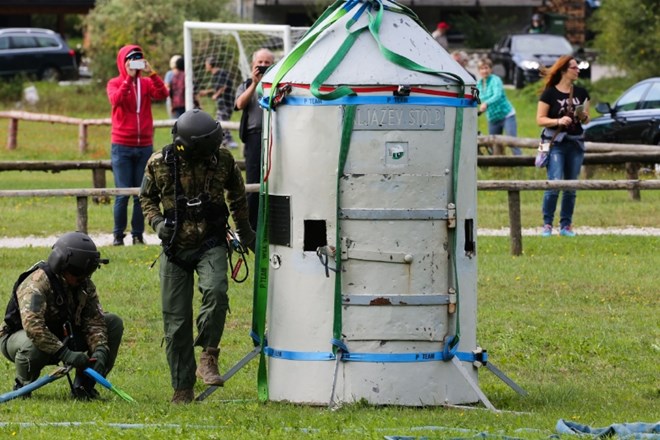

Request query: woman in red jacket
[{"left": 107, "top": 44, "right": 168, "bottom": 246}]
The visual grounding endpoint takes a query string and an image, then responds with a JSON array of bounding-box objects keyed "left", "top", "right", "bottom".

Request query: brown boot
[
  {"left": 196, "top": 347, "right": 224, "bottom": 386},
  {"left": 171, "top": 388, "right": 194, "bottom": 404}
]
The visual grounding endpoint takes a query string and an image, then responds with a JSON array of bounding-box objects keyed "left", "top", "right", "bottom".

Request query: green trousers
[
  {"left": 160, "top": 245, "right": 229, "bottom": 390},
  {"left": 0, "top": 313, "right": 124, "bottom": 384}
]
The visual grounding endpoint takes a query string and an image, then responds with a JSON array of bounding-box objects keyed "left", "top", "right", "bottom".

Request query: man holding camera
[
  {"left": 107, "top": 44, "right": 169, "bottom": 247},
  {"left": 234, "top": 48, "right": 274, "bottom": 230}
]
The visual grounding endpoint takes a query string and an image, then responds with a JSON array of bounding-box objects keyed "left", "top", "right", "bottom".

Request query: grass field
[
  {"left": 0, "top": 237, "right": 657, "bottom": 439},
  {"left": 0, "top": 80, "right": 658, "bottom": 439}
]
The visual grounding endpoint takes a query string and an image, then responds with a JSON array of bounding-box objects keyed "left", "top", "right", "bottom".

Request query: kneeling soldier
[{"left": 0, "top": 232, "right": 124, "bottom": 400}]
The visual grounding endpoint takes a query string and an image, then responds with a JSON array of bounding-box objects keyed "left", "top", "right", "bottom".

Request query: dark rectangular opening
[
  {"left": 464, "top": 218, "right": 475, "bottom": 257},
  {"left": 268, "top": 195, "right": 291, "bottom": 247},
  {"left": 304, "top": 219, "right": 327, "bottom": 252}
]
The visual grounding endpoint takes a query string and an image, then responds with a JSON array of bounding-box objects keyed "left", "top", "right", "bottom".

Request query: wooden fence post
[
  {"left": 507, "top": 190, "right": 523, "bottom": 256},
  {"left": 7, "top": 118, "right": 18, "bottom": 150},
  {"left": 92, "top": 168, "right": 110, "bottom": 204},
  {"left": 625, "top": 162, "right": 641, "bottom": 201},
  {"left": 76, "top": 196, "right": 88, "bottom": 233},
  {"left": 78, "top": 123, "right": 88, "bottom": 153}
]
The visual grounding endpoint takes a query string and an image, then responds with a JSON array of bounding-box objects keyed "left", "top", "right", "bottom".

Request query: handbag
[
  {"left": 535, "top": 131, "right": 558, "bottom": 168},
  {"left": 534, "top": 149, "right": 549, "bottom": 168}
]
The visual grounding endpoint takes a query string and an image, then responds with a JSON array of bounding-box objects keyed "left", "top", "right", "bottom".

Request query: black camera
[{"left": 256, "top": 65, "right": 268, "bottom": 74}]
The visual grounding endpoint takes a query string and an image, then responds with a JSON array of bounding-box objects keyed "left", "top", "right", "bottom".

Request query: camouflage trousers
[
  {"left": 160, "top": 245, "right": 229, "bottom": 390},
  {"left": 0, "top": 313, "right": 124, "bottom": 384}
]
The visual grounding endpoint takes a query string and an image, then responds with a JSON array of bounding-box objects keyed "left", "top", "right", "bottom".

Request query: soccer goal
[{"left": 183, "top": 22, "right": 309, "bottom": 111}]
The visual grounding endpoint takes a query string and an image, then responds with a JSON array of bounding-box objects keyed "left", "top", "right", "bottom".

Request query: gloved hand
[
  {"left": 91, "top": 346, "right": 109, "bottom": 376},
  {"left": 155, "top": 219, "right": 175, "bottom": 242},
  {"left": 235, "top": 220, "right": 255, "bottom": 253},
  {"left": 58, "top": 347, "right": 90, "bottom": 369}
]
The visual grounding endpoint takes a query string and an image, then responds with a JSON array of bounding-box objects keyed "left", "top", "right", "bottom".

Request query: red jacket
[{"left": 107, "top": 44, "right": 168, "bottom": 147}]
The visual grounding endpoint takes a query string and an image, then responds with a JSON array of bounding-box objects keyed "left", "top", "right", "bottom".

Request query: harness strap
[{"left": 163, "top": 236, "right": 225, "bottom": 272}]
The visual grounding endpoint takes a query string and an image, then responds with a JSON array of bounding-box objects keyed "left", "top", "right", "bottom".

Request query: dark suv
[
  {"left": 0, "top": 28, "right": 78, "bottom": 81},
  {"left": 584, "top": 77, "right": 660, "bottom": 146}
]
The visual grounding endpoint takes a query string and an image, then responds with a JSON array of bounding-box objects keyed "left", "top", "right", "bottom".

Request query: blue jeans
[
  {"left": 542, "top": 139, "right": 585, "bottom": 229},
  {"left": 488, "top": 114, "right": 521, "bottom": 155},
  {"left": 111, "top": 144, "right": 153, "bottom": 237}
]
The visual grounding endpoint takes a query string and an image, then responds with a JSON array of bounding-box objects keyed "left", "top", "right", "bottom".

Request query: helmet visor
[{"left": 64, "top": 248, "right": 102, "bottom": 278}]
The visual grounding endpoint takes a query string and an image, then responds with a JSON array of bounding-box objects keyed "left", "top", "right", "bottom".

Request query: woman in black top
[{"left": 536, "top": 55, "right": 590, "bottom": 237}]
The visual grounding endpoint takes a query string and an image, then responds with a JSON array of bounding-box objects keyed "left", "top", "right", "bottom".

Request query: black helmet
[
  {"left": 172, "top": 109, "right": 222, "bottom": 160},
  {"left": 47, "top": 232, "right": 108, "bottom": 278}
]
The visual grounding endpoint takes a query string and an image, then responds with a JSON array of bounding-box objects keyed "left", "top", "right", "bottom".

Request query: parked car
[
  {"left": 583, "top": 77, "right": 660, "bottom": 146},
  {"left": 490, "top": 33, "right": 591, "bottom": 89},
  {"left": 0, "top": 28, "right": 78, "bottom": 81}
]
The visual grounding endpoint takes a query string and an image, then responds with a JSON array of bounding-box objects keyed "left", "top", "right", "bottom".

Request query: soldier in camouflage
[
  {"left": 0, "top": 232, "right": 124, "bottom": 400},
  {"left": 139, "top": 109, "right": 255, "bottom": 404}
]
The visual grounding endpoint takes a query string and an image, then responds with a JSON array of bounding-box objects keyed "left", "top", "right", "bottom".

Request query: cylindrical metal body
[{"left": 260, "top": 0, "right": 478, "bottom": 406}]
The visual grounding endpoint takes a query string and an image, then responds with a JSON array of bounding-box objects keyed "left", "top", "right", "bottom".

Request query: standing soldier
[
  {"left": 139, "top": 109, "right": 255, "bottom": 404},
  {"left": 0, "top": 232, "right": 124, "bottom": 400}
]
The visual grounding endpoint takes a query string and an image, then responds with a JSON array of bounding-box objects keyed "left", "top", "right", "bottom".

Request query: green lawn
[
  {"left": 0, "top": 237, "right": 657, "bottom": 439},
  {"left": 0, "top": 79, "right": 657, "bottom": 439}
]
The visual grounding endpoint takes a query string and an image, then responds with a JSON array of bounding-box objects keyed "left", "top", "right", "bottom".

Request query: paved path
[{"left": 2, "top": 227, "right": 659, "bottom": 248}]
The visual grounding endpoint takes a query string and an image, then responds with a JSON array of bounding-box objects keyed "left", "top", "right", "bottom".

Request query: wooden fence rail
[
  {"left": 0, "top": 159, "right": 246, "bottom": 193},
  {"left": 1, "top": 180, "right": 658, "bottom": 256},
  {"left": 0, "top": 110, "right": 239, "bottom": 153},
  {"left": 2, "top": 147, "right": 657, "bottom": 201},
  {"left": 479, "top": 179, "right": 660, "bottom": 256},
  {"left": 2, "top": 111, "right": 655, "bottom": 154},
  {"left": 0, "top": 185, "right": 259, "bottom": 234}
]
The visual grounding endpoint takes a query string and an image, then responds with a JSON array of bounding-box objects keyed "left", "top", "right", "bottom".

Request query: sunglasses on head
[{"left": 125, "top": 50, "right": 144, "bottom": 61}]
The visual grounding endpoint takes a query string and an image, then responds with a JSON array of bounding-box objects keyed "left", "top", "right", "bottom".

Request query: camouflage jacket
[
  {"left": 139, "top": 145, "right": 254, "bottom": 251},
  {"left": 11, "top": 264, "right": 108, "bottom": 355}
]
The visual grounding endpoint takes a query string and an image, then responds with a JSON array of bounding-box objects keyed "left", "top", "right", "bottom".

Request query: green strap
[
  {"left": 310, "top": 25, "right": 366, "bottom": 100},
  {"left": 449, "top": 91, "right": 465, "bottom": 349},
  {"left": 252, "top": 1, "right": 351, "bottom": 401},
  {"left": 252, "top": 108, "right": 271, "bottom": 401},
  {"left": 266, "top": 5, "right": 348, "bottom": 106},
  {"left": 366, "top": 4, "right": 465, "bottom": 86},
  {"left": 333, "top": 105, "right": 356, "bottom": 349}
]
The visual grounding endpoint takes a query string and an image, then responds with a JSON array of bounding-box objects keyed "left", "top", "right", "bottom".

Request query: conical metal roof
[{"left": 262, "top": 0, "right": 475, "bottom": 88}]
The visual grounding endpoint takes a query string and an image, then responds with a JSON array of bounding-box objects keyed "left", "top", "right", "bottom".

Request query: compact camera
[
  {"left": 256, "top": 65, "right": 268, "bottom": 74},
  {"left": 129, "top": 59, "right": 146, "bottom": 70}
]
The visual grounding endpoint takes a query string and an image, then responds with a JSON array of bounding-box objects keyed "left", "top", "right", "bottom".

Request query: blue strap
[
  {"left": 342, "top": 349, "right": 486, "bottom": 363},
  {"left": 331, "top": 338, "right": 349, "bottom": 353},
  {"left": 264, "top": 340, "right": 487, "bottom": 364},
  {"left": 260, "top": 95, "right": 476, "bottom": 108},
  {"left": 264, "top": 346, "right": 336, "bottom": 361},
  {"left": 250, "top": 330, "right": 266, "bottom": 347}
]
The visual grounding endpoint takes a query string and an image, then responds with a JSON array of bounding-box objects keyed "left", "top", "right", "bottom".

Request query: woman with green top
[{"left": 477, "top": 57, "right": 521, "bottom": 155}]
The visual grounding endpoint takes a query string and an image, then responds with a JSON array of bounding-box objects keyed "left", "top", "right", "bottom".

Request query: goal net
[{"left": 183, "top": 22, "right": 310, "bottom": 113}]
